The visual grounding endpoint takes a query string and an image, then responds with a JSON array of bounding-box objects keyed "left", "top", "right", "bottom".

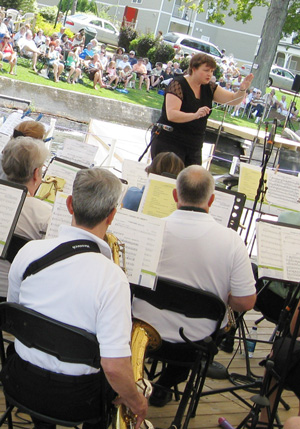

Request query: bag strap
[{"left": 23, "top": 240, "right": 101, "bottom": 281}]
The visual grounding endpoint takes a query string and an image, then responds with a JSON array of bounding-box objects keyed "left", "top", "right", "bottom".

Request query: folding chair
[
  {"left": 5, "top": 234, "right": 30, "bottom": 264},
  {"left": 133, "top": 277, "right": 226, "bottom": 429},
  {"left": 0, "top": 302, "right": 110, "bottom": 429}
]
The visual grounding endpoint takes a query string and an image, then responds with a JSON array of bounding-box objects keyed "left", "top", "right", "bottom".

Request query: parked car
[
  {"left": 268, "top": 66, "right": 295, "bottom": 91},
  {"left": 162, "top": 32, "right": 223, "bottom": 63},
  {"left": 239, "top": 64, "right": 295, "bottom": 91},
  {"left": 65, "top": 14, "right": 119, "bottom": 46}
]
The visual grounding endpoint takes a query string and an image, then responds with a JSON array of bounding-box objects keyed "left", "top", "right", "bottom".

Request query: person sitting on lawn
[
  {"left": 47, "top": 42, "right": 64, "bottom": 82},
  {"left": 34, "top": 29, "right": 46, "bottom": 48},
  {"left": 66, "top": 47, "right": 81, "bottom": 84},
  {"left": 18, "top": 30, "right": 42, "bottom": 73},
  {"left": 132, "top": 57, "right": 150, "bottom": 92},
  {"left": 0, "top": 33, "right": 17, "bottom": 75},
  {"left": 150, "top": 62, "right": 163, "bottom": 88},
  {"left": 72, "top": 29, "right": 85, "bottom": 47},
  {"left": 120, "top": 65, "right": 134, "bottom": 89},
  {"left": 87, "top": 53, "right": 106, "bottom": 90},
  {"left": 13, "top": 26, "right": 26, "bottom": 47},
  {"left": 106, "top": 60, "right": 119, "bottom": 89}
]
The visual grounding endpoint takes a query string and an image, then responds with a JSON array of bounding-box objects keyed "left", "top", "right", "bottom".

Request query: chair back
[
  {"left": 6, "top": 234, "right": 30, "bottom": 264},
  {"left": 133, "top": 276, "right": 226, "bottom": 339},
  {"left": 0, "top": 302, "right": 100, "bottom": 368}
]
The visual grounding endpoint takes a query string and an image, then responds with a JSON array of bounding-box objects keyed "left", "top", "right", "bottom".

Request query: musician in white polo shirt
[
  {"left": 1, "top": 168, "right": 148, "bottom": 429},
  {"left": 133, "top": 165, "right": 256, "bottom": 407}
]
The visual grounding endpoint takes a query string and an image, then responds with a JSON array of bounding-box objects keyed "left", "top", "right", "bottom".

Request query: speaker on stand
[{"left": 291, "top": 74, "right": 300, "bottom": 93}]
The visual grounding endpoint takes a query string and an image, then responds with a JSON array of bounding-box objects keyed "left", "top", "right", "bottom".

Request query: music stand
[{"left": 283, "top": 89, "right": 299, "bottom": 132}]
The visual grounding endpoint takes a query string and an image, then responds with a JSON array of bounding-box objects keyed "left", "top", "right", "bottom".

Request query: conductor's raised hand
[{"left": 240, "top": 73, "right": 254, "bottom": 91}]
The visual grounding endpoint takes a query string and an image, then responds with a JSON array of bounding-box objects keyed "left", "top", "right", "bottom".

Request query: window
[
  {"left": 90, "top": 20, "right": 102, "bottom": 27},
  {"left": 104, "top": 22, "right": 115, "bottom": 32},
  {"left": 132, "top": 0, "right": 142, "bottom": 3},
  {"left": 209, "top": 46, "right": 221, "bottom": 58}
]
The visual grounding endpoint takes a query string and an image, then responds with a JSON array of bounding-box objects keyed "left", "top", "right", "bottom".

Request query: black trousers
[
  {"left": 0, "top": 353, "right": 115, "bottom": 428},
  {"left": 150, "top": 132, "right": 202, "bottom": 166}
]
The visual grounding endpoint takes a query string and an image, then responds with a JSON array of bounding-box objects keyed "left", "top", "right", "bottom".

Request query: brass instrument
[
  {"left": 113, "top": 318, "right": 161, "bottom": 429},
  {"left": 105, "top": 233, "right": 126, "bottom": 273},
  {"left": 224, "top": 305, "right": 237, "bottom": 332}
]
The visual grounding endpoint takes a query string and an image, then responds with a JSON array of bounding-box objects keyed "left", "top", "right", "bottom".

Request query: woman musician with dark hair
[{"left": 151, "top": 53, "right": 253, "bottom": 166}]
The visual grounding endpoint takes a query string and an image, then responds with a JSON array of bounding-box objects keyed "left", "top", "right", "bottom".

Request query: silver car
[
  {"left": 268, "top": 66, "right": 295, "bottom": 91},
  {"left": 240, "top": 64, "right": 295, "bottom": 91},
  {"left": 162, "top": 32, "right": 223, "bottom": 63},
  {"left": 65, "top": 14, "right": 119, "bottom": 46}
]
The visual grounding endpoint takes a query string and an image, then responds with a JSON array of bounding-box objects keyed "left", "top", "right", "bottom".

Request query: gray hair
[
  {"left": 2, "top": 137, "right": 49, "bottom": 184},
  {"left": 177, "top": 165, "right": 215, "bottom": 206},
  {"left": 72, "top": 168, "right": 122, "bottom": 228}
]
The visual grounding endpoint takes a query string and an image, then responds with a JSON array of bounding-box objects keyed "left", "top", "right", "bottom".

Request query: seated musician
[
  {"left": 132, "top": 165, "right": 257, "bottom": 407},
  {"left": 0, "top": 168, "right": 148, "bottom": 429}
]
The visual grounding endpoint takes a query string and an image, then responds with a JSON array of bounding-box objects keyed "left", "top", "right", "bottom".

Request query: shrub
[
  {"left": 179, "top": 56, "right": 190, "bottom": 72},
  {"left": 148, "top": 42, "right": 175, "bottom": 65},
  {"left": 39, "top": 6, "right": 58, "bottom": 23},
  {"left": 214, "top": 64, "right": 222, "bottom": 80},
  {"left": 35, "top": 13, "right": 74, "bottom": 37},
  {"left": 118, "top": 26, "right": 138, "bottom": 52},
  {"left": 19, "top": 0, "right": 37, "bottom": 13},
  {"left": 129, "top": 33, "right": 156, "bottom": 58}
]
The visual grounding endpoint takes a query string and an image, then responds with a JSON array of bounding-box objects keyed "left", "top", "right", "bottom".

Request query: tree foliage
[{"left": 184, "top": 0, "right": 299, "bottom": 92}]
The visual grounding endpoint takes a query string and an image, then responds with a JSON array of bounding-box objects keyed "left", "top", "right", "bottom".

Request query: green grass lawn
[{"left": 2, "top": 59, "right": 299, "bottom": 133}]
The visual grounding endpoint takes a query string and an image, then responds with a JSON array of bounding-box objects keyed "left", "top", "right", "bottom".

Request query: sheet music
[
  {"left": 45, "top": 159, "right": 82, "bottom": 195},
  {"left": 210, "top": 190, "right": 235, "bottom": 227},
  {"left": 266, "top": 170, "right": 300, "bottom": 211},
  {"left": 0, "top": 184, "right": 25, "bottom": 257},
  {"left": 122, "top": 159, "right": 148, "bottom": 189},
  {"left": 238, "top": 163, "right": 262, "bottom": 201},
  {"left": 281, "top": 227, "right": 300, "bottom": 282},
  {"left": 58, "top": 138, "right": 98, "bottom": 168},
  {"left": 109, "top": 209, "right": 165, "bottom": 289},
  {"left": 257, "top": 220, "right": 300, "bottom": 282},
  {"left": 139, "top": 174, "right": 177, "bottom": 218},
  {"left": 0, "top": 111, "right": 34, "bottom": 136},
  {"left": 45, "top": 192, "right": 71, "bottom": 239},
  {"left": 0, "top": 133, "right": 10, "bottom": 151}
]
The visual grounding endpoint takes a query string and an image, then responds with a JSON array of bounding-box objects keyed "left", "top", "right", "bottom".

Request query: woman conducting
[{"left": 151, "top": 53, "right": 253, "bottom": 166}]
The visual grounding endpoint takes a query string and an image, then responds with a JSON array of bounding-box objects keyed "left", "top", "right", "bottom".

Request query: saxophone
[
  {"left": 105, "top": 233, "right": 126, "bottom": 274},
  {"left": 113, "top": 318, "right": 161, "bottom": 429},
  {"left": 107, "top": 232, "right": 161, "bottom": 428}
]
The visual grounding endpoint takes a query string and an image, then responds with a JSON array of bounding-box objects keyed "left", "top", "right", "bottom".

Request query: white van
[{"left": 163, "top": 32, "right": 222, "bottom": 62}]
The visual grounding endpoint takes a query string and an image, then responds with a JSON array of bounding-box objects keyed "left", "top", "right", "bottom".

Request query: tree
[{"left": 186, "top": 0, "right": 299, "bottom": 92}]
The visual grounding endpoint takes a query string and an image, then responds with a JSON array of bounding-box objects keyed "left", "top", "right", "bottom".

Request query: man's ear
[
  {"left": 66, "top": 195, "right": 74, "bottom": 215},
  {"left": 107, "top": 207, "right": 117, "bottom": 226},
  {"left": 173, "top": 188, "right": 179, "bottom": 203},
  {"left": 33, "top": 167, "right": 40, "bottom": 183},
  {"left": 208, "top": 193, "right": 215, "bottom": 207}
]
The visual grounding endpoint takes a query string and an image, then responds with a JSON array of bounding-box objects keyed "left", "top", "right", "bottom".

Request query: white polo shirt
[
  {"left": 8, "top": 225, "right": 132, "bottom": 375},
  {"left": 133, "top": 210, "right": 256, "bottom": 343}
]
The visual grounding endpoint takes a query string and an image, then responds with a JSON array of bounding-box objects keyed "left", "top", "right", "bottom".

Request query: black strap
[
  {"left": 179, "top": 206, "right": 207, "bottom": 213},
  {"left": 23, "top": 240, "right": 101, "bottom": 281}
]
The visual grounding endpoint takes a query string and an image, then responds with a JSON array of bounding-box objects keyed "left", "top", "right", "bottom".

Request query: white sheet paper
[
  {"left": 210, "top": 190, "right": 235, "bottom": 227},
  {"left": 58, "top": 138, "right": 98, "bottom": 168},
  {"left": 45, "top": 192, "right": 71, "bottom": 239},
  {"left": 0, "top": 111, "right": 34, "bottom": 136},
  {"left": 109, "top": 209, "right": 165, "bottom": 288},
  {"left": 266, "top": 170, "right": 300, "bottom": 211},
  {"left": 122, "top": 159, "right": 148, "bottom": 189},
  {"left": 0, "top": 184, "right": 25, "bottom": 257},
  {"left": 0, "top": 133, "right": 10, "bottom": 152},
  {"left": 45, "top": 159, "right": 82, "bottom": 195},
  {"left": 256, "top": 220, "right": 300, "bottom": 282}
]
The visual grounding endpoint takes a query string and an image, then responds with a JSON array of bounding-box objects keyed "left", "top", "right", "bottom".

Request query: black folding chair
[
  {"left": 0, "top": 302, "right": 110, "bottom": 429},
  {"left": 133, "top": 277, "right": 226, "bottom": 429}
]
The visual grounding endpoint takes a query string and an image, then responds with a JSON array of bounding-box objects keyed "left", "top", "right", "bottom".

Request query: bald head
[{"left": 176, "top": 165, "right": 215, "bottom": 208}]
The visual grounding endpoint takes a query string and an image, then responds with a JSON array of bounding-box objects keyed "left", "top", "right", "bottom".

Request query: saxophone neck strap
[
  {"left": 22, "top": 240, "right": 101, "bottom": 281},
  {"left": 179, "top": 206, "right": 207, "bottom": 213}
]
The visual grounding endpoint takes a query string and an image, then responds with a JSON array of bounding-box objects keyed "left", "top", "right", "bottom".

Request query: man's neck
[
  {"left": 71, "top": 221, "right": 107, "bottom": 240},
  {"left": 178, "top": 205, "right": 208, "bottom": 214}
]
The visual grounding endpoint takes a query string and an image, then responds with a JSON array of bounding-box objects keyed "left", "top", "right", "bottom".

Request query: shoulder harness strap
[{"left": 23, "top": 240, "right": 101, "bottom": 281}]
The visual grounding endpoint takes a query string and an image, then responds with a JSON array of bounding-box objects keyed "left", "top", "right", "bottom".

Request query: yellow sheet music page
[
  {"left": 139, "top": 174, "right": 177, "bottom": 218},
  {"left": 238, "top": 163, "right": 262, "bottom": 201}
]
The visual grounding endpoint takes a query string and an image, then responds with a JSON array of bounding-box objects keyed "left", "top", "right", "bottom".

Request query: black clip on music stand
[{"left": 236, "top": 281, "right": 300, "bottom": 429}]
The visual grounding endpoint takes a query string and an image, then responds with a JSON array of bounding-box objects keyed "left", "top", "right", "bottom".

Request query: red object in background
[{"left": 122, "top": 6, "right": 138, "bottom": 26}]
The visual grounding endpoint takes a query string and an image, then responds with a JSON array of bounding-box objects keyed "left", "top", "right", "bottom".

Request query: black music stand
[{"left": 237, "top": 281, "right": 300, "bottom": 429}]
